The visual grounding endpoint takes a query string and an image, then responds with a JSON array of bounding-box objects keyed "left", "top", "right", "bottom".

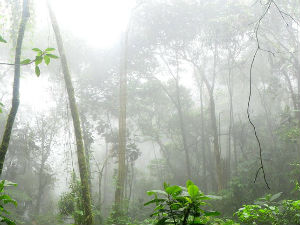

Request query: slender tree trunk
[
  {"left": 47, "top": 3, "right": 93, "bottom": 224},
  {"left": 208, "top": 90, "right": 223, "bottom": 191},
  {"left": 102, "top": 141, "right": 109, "bottom": 208},
  {"left": 177, "top": 99, "right": 192, "bottom": 178},
  {"left": 198, "top": 65, "right": 223, "bottom": 191},
  {"left": 128, "top": 161, "right": 134, "bottom": 202},
  {"left": 194, "top": 70, "right": 208, "bottom": 192},
  {"left": 35, "top": 159, "right": 45, "bottom": 215},
  {"left": 191, "top": 47, "right": 223, "bottom": 191},
  {"left": 0, "top": 0, "right": 30, "bottom": 176},
  {"left": 114, "top": 28, "right": 129, "bottom": 217},
  {"left": 174, "top": 55, "right": 192, "bottom": 179},
  {"left": 81, "top": 113, "right": 92, "bottom": 191},
  {"left": 227, "top": 67, "right": 234, "bottom": 184},
  {"left": 35, "top": 130, "right": 45, "bottom": 216}
]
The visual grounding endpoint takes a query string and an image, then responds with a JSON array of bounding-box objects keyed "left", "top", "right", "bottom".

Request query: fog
[{"left": 0, "top": 0, "right": 299, "bottom": 225}]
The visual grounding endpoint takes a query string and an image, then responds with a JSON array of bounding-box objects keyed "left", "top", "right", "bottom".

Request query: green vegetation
[
  {"left": 0, "top": 180, "right": 18, "bottom": 225},
  {"left": 0, "top": 0, "right": 299, "bottom": 225}
]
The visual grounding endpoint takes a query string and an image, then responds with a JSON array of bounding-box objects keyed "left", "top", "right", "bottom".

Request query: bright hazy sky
[
  {"left": 21, "top": 0, "right": 136, "bottom": 110},
  {"left": 37, "top": 0, "right": 136, "bottom": 48}
]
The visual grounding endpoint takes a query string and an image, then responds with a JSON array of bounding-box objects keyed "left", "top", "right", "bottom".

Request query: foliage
[
  {"left": 145, "top": 180, "right": 220, "bottom": 225},
  {"left": 20, "top": 48, "right": 59, "bottom": 77},
  {"left": 0, "top": 34, "right": 7, "bottom": 43},
  {"left": 208, "top": 218, "right": 239, "bottom": 225},
  {"left": 58, "top": 173, "right": 85, "bottom": 225},
  {"left": 235, "top": 192, "right": 300, "bottom": 225},
  {"left": 0, "top": 180, "right": 18, "bottom": 225},
  {"left": 0, "top": 102, "right": 3, "bottom": 113}
]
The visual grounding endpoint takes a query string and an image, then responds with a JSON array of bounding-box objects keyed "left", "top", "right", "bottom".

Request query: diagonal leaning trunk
[
  {"left": 0, "top": 0, "right": 30, "bottom": 176},
  {"left": 47, "top": 2, "right": 94, "bottom": 224}
]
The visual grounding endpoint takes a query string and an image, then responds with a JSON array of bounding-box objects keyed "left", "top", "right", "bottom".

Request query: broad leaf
[
  {"left": 35, "top": 56, "right": 43, "bottom": 66},
  {"left": 147, "top": 190, "right": 168, "bottom": 196},
  {"left": 270, "top": 192, "right": 282, "bottom": 202},
  {"left": 44, "top": 55, "right": 50, "bottom": 65},
  {"left": 35, "top": 66, "right": 40, "bottom": 77},
  {"left": 45, "top": 47, "right": 55, "bottom": 52},
  {"left": 20, "top": 59, "right": 31, "bottom": 65},
  {"left": 165, "top": 185, "right": 182, "bottom": 196},
  {"left": 46, "top": 53, "right": 59, "bottom": 59},
  {"left": 0, "top": 35, "right": 7, "bottom": 43},
  {"left": 144, "top": 198, "right": 166, "bottom": 206},
  {"left": 188, "top": 184, "right": 199, "bottom": 198},
  {"left": 186, "top": 180, "right": 194, "bottom": 188},
  {"left": 32, "top": 48, "right": 42, "bottom": 52}
]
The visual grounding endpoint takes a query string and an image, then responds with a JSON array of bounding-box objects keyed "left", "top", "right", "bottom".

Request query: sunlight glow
[{"left": 44, "top": 0, "right": 136, "bottom": 48}]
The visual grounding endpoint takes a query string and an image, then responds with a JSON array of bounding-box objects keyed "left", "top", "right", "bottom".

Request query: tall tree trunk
[
  {"left": 227, "top": 67, "right": 233, "bottom": 184},
  {"left": 208, "top": 90, "right": 223, "bottom": 191},
  {"left": 102, "top": 141, "right": 109, "bottom": 209},
  {"left": 176, "top": 93, "right": 192, "bottom": 179},
  {"left": 174, "top": 54, "right": 192, "bottom": 178},
  {"left": 47, "top": 3, "right": 93, "bottom": 224},
  {"left": 0, "top": 0, "right": 30, "bottom": 176},
  {"left": 194, "top": 69, "right": 207, "bottom": 192},
  {"left": 35, "top": 129, "right": 45, "bottom": 216},
  {"left": 114, "top": 28, "right": 129, "bottom": 217},
  {"left": 81, "top": 113, "right": 92, "bottom": 192},
  {"left": 35, "top": 158, "right": 45, "bottom": 215}
]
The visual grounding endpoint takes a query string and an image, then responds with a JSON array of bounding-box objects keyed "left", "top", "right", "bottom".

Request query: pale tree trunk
[
  {"left": 208, "top": 89, "right": 223, "bottom": 191},
  {"left": 102, "top": 141, "right": 109, "bottom": 209},
  {"left": 35, "top": 126, "right": 46, "bottom": 216},
  {"left": 114, "top": 28, "right": 129, "bottom": 216},
  {"left": 194, "top": 69, "right": 208, "bottom": 192},
  {"left": 47, "top": 3, "right": 93, "bottom": 224},
  {"left": 0, "top": 0, "right": 30, "bottom": 176},
  {"left": 80, "top": 113, "right": 92, "bottom": 191},
  {"left": 194, "top": 53, "right": 223, "bottom": 191},
  {"left": 226, "top": 63, "right": 233, "bottom": 184},
  {"left": 175, "top": 68, "right": 192, "bottom": 179}
]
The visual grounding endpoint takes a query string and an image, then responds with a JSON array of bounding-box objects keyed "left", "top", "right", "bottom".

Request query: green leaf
[
  {"left": 155, "top": 217, "right": 168, "bottom": 225},
  {"left": 45, "top": 47, "right": 55, "bottom": 52},
  {"left": 75, "top": 210, "right": 84, "bottom": 215},
  {"left": 165, "top": 185, "right": 182, "bottom": 196},
  {"left": 3, "top": 181, "right": 17, "bottom": 187},
  {"left": 35, "top": 56, "right": 43, "bottom": 66},
  {"left": 44, "top": 55, "right": 50, "bottom": 65},
  {"left": 270, "top": 192, "right": 282, "bottom": 202},
  {"left": 186, "top": 180, "right": 194, "bottom": 188},
  {"left": 32, "top": 48, "right": 42, "bottom": 52},
  {"left": 206, "top": 195, "right": 222, "bottom": 200},
  {"left": 20, "top": 59, "right": 31, "bottom": 65},
  {"left": 188, "top": 184, "right": 199, "bottom": 198},
  {"left": 147, "top": 190, "right": 168, "bottom": 196},
  {"left": 203, "top": 210, "right": 220, "bottom": 217},
  {"left": 35, "top": 66, "right": 40, "bottom": 77},
  {"left": 0, "top": 35, "right": 7, "bottom": 43},
  {"left": 46, "top": 53, "right": 59, "bottom": 59},
  {"left": 144, "top": 198, "right": 166, "bottom": 206}
]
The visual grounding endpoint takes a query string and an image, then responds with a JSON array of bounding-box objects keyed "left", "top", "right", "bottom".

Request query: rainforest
[{"left": 0, "top": 0, "right": 299, "bottom": 225}]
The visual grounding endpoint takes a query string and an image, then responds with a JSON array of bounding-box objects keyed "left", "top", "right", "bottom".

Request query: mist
[{"left": 0, "top": 0, "right": 299, "bottom": 225}]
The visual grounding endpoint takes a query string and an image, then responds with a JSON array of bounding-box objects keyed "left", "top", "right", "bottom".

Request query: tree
[
  {"left": 0, "top": 0, "right": 30, "bottom": 176},
  {"left": 114, "top": 27, "right": 129, "bottom": 217},
  {"left": 47, "top": 2, "right": 94, "bottom": 224}
]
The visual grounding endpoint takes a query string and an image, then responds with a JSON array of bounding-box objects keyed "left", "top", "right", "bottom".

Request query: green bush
[
  {"left": 235, "top": 192, "right": 300, "bottom": 225},
  {"left": 145, "top": 180, "right": 220, "bottom": 225},
  {"left": 0, "top": 180, "right": 18, "bottom": 225}
]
